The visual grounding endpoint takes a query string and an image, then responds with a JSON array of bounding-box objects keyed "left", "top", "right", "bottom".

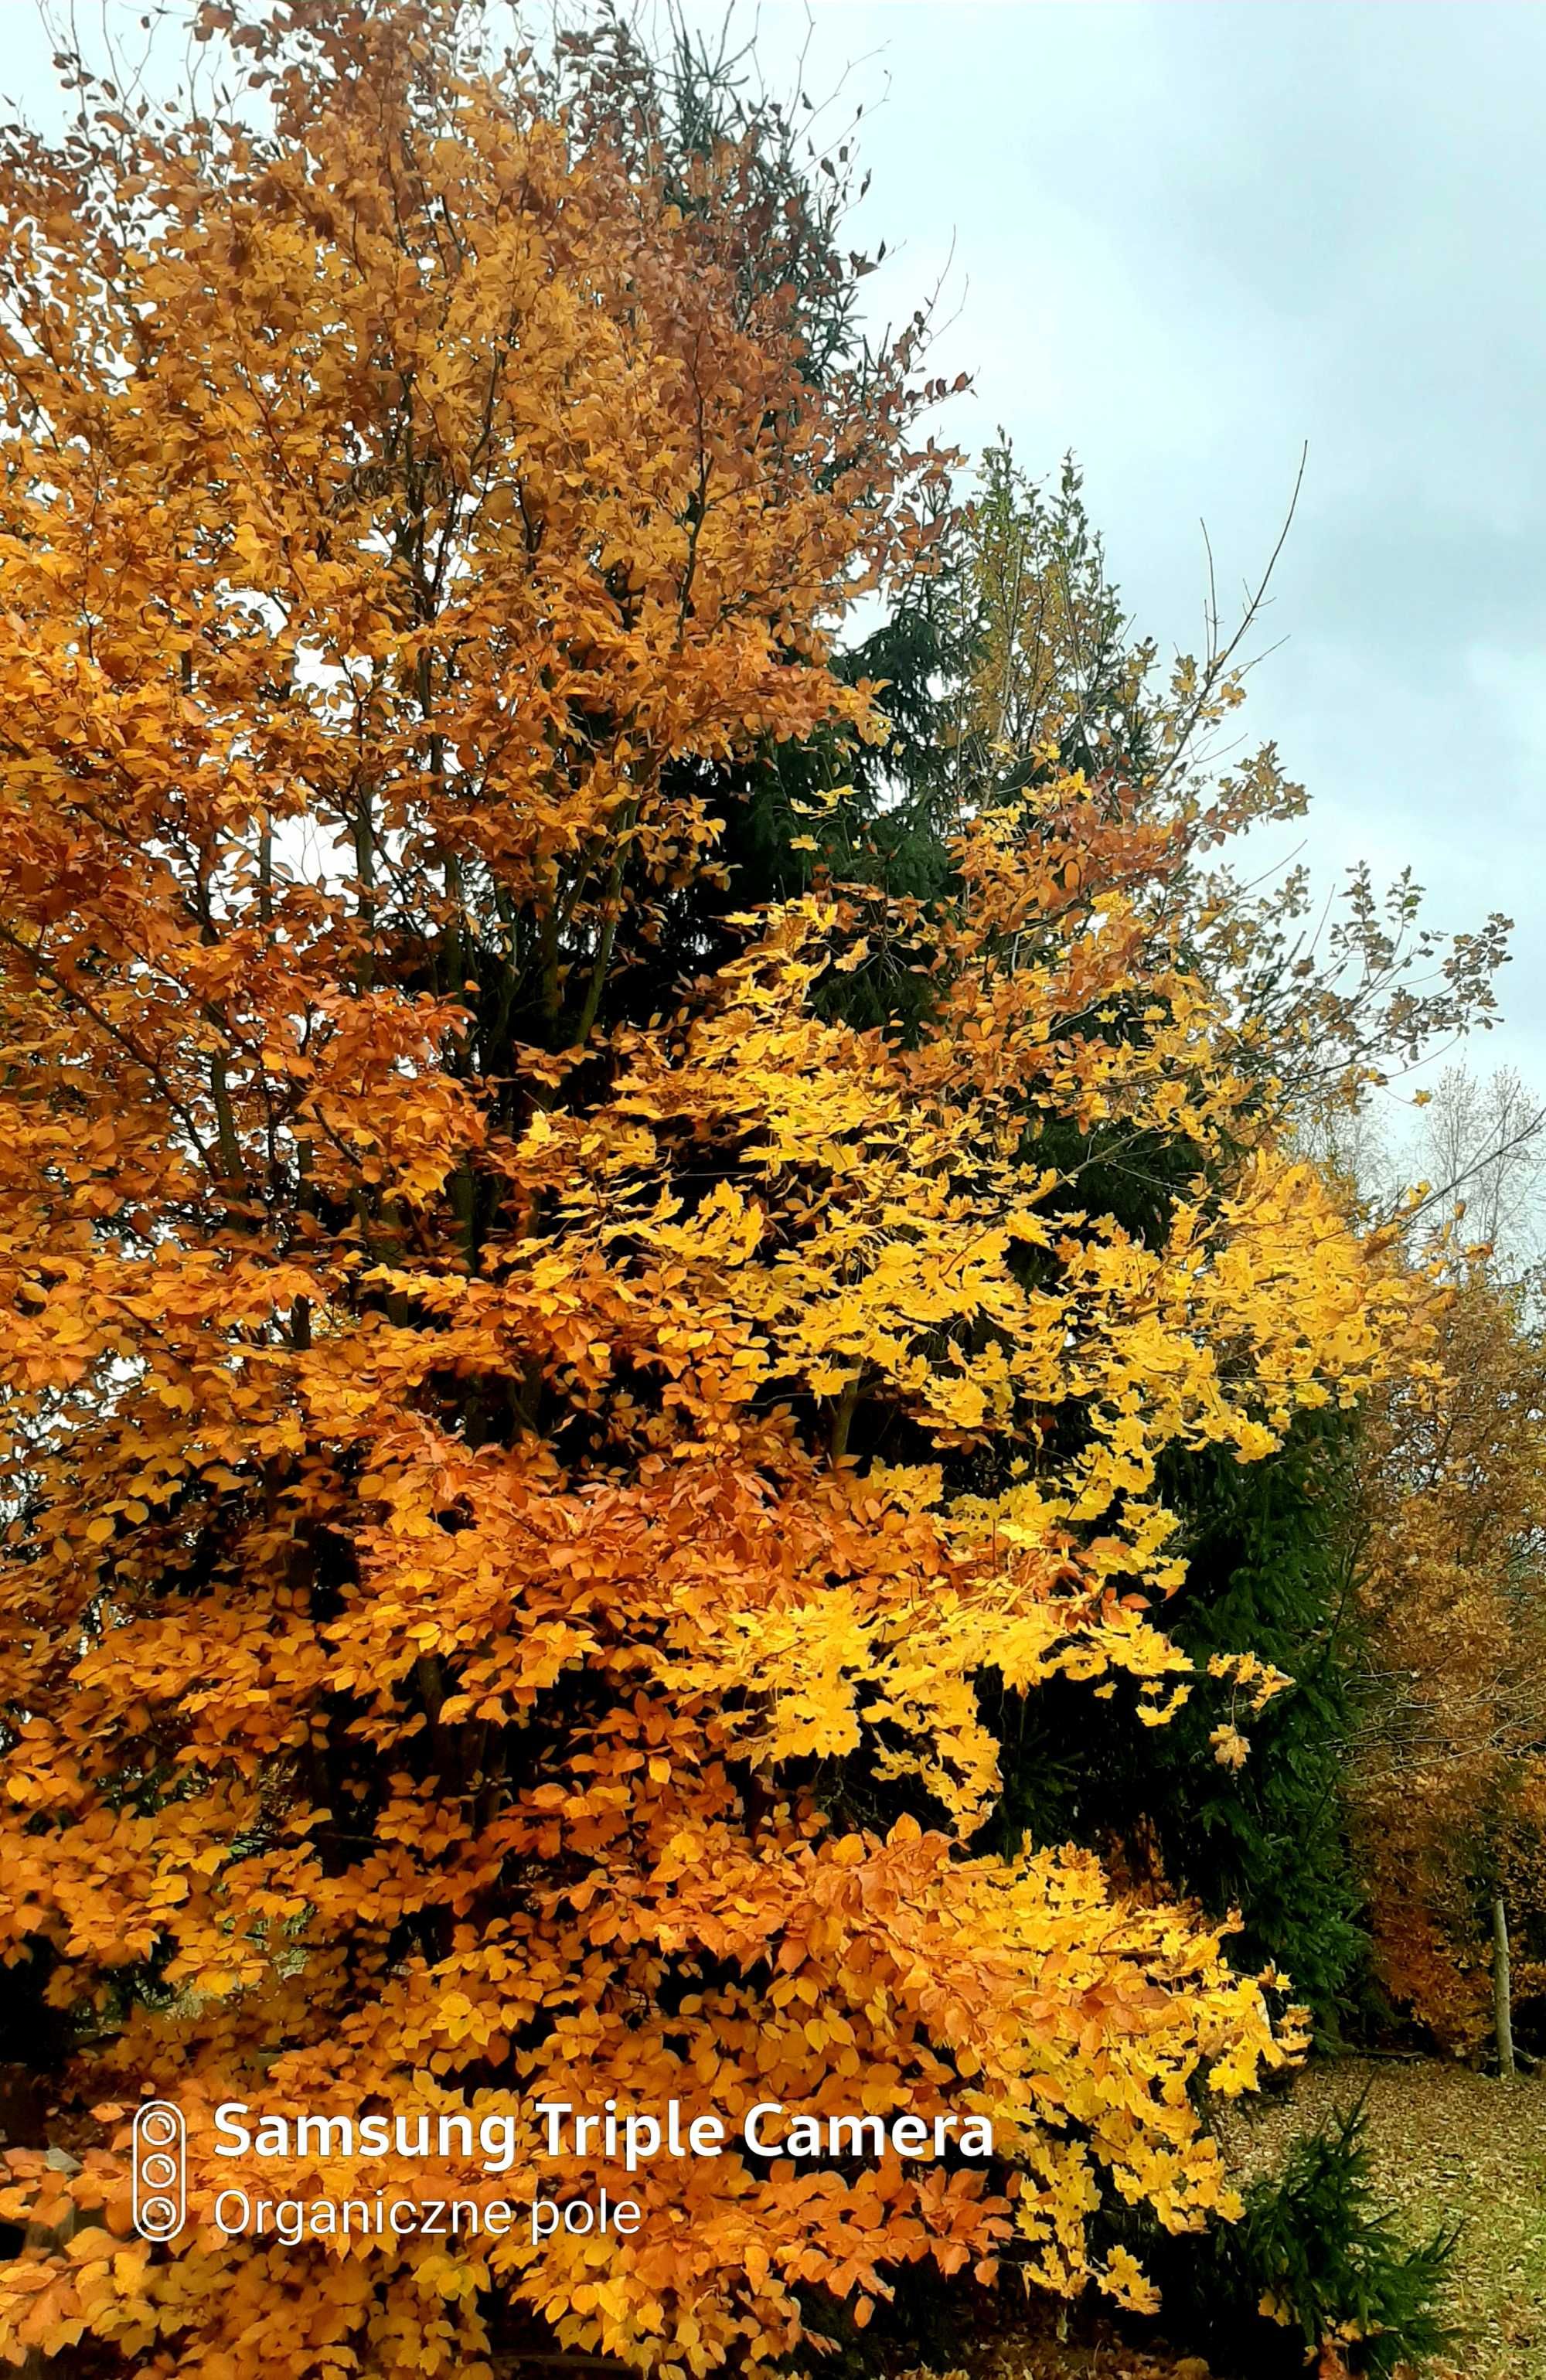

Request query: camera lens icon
[{"left": 132, "top": 2103, "right": 186, "bottom": 2241}]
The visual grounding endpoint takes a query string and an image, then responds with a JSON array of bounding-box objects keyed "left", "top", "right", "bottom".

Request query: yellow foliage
[{"left": 0, "top": 8, "right": 1414, "bottom": 2375}]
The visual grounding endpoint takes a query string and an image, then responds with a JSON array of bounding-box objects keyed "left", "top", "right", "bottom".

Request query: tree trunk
[{"left": 1493, "top": 1892, "right": 1516, "bottom": 2082}]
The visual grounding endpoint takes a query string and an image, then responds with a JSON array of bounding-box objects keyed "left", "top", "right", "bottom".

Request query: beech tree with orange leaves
[{"left": 0, "top": 6, "right": 1480, "bottom": 2377}]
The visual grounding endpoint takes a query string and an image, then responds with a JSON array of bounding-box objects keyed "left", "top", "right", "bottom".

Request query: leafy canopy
[{"left": 0, "top": 7, "right": 1466, "bottom": 2377}]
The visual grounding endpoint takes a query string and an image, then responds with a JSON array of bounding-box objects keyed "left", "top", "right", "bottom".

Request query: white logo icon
[{"left": 132, "top": 2102, "right": 185, "bottom": 2239}]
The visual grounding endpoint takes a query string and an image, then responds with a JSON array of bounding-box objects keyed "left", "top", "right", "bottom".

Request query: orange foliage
[
  {"left": 0, "top": 7, "right": 1411, "bottom": 2375},
  {"left": 1350, "top": 1259, "right": 1546, "bottom": 2051}
]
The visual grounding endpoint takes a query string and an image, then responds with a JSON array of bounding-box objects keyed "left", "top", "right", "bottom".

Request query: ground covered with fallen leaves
[
  {"left": 1216, "top": 2056, "right": 1546, "bottom": 2378},
  {"left": 888, "top": 2057, "right": 1544, "bottom": 2380}
]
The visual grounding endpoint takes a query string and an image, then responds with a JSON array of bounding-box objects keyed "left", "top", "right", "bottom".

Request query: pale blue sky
[{"left": 6, "top": 1, "right": 1545, "bottom": 1111}]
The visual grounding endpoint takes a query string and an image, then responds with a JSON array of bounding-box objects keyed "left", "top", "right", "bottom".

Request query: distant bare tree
[
  {"left": 1407, "top": 1065, "right": 1546, "bottom": 1275},
  {"left": 1292, "top": 1098, "right": 1398, "bottom": 1221}
]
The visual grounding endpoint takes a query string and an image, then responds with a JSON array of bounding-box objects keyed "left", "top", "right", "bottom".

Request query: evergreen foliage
[
  {"left": 1160, "top": 1418, "right": 1370, "bottom": 2028},
  {"left": 981, "top": 1416, "right": 1369, "bottom": 2035},
  {"left": 1144, "top": 2098, "right": 1458, "bottom": 2378}
]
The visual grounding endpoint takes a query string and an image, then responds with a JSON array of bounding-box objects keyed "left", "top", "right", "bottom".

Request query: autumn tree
[
  {"left": 1295, "top": 1067, "right": 1546, "bottom": 2055},
  {"left": 0, "top": 7, "right": 1486, "bottom": 2378},
  {"left": 887, "top": 443, "right": 1508, "bottom": 2038},
  {"left": 1348, "top": 1255, "right": 1546, "bottom": 2059}
]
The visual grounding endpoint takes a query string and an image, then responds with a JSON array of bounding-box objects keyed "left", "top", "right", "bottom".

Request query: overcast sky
[
  {"left": 7, "top": 1, "right": 1544, "bottom": 1119},
  {"left": 666, "top": 1, "right": 1546, "bottom": 1122}
]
